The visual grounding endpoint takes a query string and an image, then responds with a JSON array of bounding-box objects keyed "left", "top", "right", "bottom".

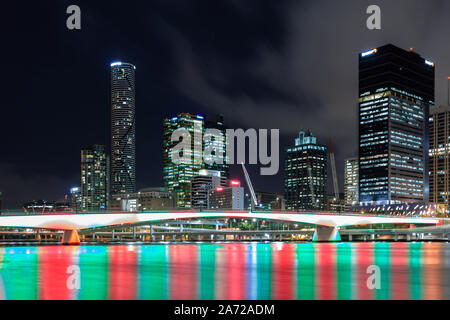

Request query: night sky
[{"left": 1, "top": 0, "right": 450, "bottom": 209}]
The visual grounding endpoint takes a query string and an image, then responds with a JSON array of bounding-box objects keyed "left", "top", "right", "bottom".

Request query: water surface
[{"left": 0, "top": 242, "right": 449, "bottom": 300}]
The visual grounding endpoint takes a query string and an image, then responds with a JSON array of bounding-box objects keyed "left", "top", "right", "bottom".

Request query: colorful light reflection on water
[{"left": 0, "top": 242, "right": 449, "bottom": 300}]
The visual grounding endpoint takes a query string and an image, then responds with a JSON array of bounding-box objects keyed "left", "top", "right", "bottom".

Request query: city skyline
[{"left": 1, "top": 1, "right": 450, "bottom": 209}]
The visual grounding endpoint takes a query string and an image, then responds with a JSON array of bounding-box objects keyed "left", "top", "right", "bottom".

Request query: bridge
[{"left": 0, "top": 211, "right": 440, "bottom": 244}]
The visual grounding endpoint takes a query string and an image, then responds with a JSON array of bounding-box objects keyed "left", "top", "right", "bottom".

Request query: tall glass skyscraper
[
  {"left": 163, "top": 113, "right": 229, "bottom": 208},
  {"left": 284, "top": 130, "right": 327, "bottom": 210},
  {"left": 110, "top": 62, "right": 136, "bottom": 194},
  {"left": 358, "top": 44, "right": 434, "bottom": 204}
]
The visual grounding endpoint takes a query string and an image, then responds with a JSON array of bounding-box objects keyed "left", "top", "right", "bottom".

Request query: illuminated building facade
[
  {"left": 111, "top": 61, "right": 136, "bottom": 195},
  {"left": 208, "top": 182, "right": 244, "bottom": 210},
  {"left": 191, "top": 169, "right": 227, "bottom": 209},
  {"left": 110, "top": 187, "right": 177, "bottom": 212},
  {"left": 344, "top": 158, "right": 359, "bottom": 209},
  {"left": 284, "top": 130, "right": 327, "bottom": 210},
  {"left": 163, "top": 113, "right": 229, "bottom": 208},
  {"left": 359, "top": 44, "right": 434, "bottom": 204},
  {"left": 429, "top": 105, "right": 450, "bottom": 207},
  {"left": 204, "top": 115, "right": 229, "bottom": 178},
  {"left": 81, "top": 145, "right": 109, "bottom": 211}
]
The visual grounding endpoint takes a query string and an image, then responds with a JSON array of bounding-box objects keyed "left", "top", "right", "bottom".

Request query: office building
[
  {"left": 208, "top": 182, "right": 244, "bottom": 210},
  {"left": 111, "top": 61, "right": 136, "bottom": 194},
  {"left": 326, "top": 193, "right": 346, "bottom": 212},
  {"left": 284, "top": 130, "right": 327, "bottom": 210},
  {"left": 344, "top": 158, "right": 359, "bottom": 209},
  {"left": 191, "top": 169, "right": 227, "bottom": 209},
  {"left": 359, "top": 44, "right": 434, "bottom": 204},
  {"left": 162, "top": 113, "right": 229, "bottom": 207},
  {"left": 204, "top": 115, "right": 229, "bottom": 178},
  {"left": 110, "top": 187, "right": 177, "bottom": 212},
  {"left": 81, "top": 145, "right": 109, "bottom": 211},
  {"left": 429, "top": 105, "right": 450, "bottom": 208},
  {"left": 246, "top": 191, "right": 285, "bottom": 210}
]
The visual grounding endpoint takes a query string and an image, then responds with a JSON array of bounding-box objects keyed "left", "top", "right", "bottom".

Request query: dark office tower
[
  {"left": 81, "top": 145, "right": 109, "bottom": 211},
  {"left": 359, "top": 44, "right": 434, "bottom": 205},
  {"left": 429, "top": 106, "right": 450, "bottom": 206},
  {"left": 284, "top": 130, "right": 327, "bottom": 210},
  {"left": 111, "top": 61, "right": 136, "bottom": 194}
]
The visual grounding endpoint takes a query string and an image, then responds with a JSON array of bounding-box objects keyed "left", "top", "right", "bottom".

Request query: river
[{"left": 0, "top": 242, "right": 449, "bottom": 299}]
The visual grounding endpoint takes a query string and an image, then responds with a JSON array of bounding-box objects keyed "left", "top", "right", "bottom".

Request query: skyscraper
[
  {"left": 429, "top": 105, "right": 450, "bottom": 207},
  {"left": 111, "top": 61, "right": 136, "bottom": 195},
  {"left": 163, "top": 113, "right": 204, "bottom": 207},
  {"left": 81, "top": 145, "right": 109, "bottom": 211},
  {"left": 359, "top": 44, "right": 434, "bottom": 204},
  {"left": 162, "top": 113, "right": 229, "bottom": 208},
  {"left": 284, "top": 130, "right": 327, "bottom": 210},
  {"left": 344, "top": 158, "right": 359, "bottom": 209}
]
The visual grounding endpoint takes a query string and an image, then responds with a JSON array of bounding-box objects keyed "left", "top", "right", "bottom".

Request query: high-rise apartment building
[
  {"left": 81, "top": 145, "right": 109, "bottom": 211},
  {"left": 284, "top": 130, "right": 327, "bottom": 210},
  {"left": 359, "top": 44, "right": 434, "bottom": 204},
  {"left": 429, "top": 105, "right": 450, "bottom": 207},
  {"left": 162, "top": 113, "right": 229, "bottom": 208},
  {"left": 111, "top": 61, "right": 136, "bottom": 195},
  {"left": 344, "top": 158, "right": 359, "bottom": 209}
]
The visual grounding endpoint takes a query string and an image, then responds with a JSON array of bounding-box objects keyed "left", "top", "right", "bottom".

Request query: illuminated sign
[
  {"left": 216, "top": 187, "right": 224, "bottom": 191},
  {"left": 110, "top": 62, "right": 122, "bottom": 67},
  {"left": 361, "top": 48, "right": 377, "bottom": 57},
  {"left": 230, "top": 180, "right": 240, "bottom": 186},
  {"left": 425, "top": 60, "right": 435, "bottom": 67}
]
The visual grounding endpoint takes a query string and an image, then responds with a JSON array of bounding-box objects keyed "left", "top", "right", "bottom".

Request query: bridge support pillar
[
  {"left": 61, "top": 230, "right": 80, "bottom": 245},
  {"left": 312, "top": 226, "right": 341, "bottom": 242}
]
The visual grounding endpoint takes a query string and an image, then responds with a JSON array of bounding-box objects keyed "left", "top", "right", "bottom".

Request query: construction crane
[
  {"left": 329, "top": 137, "right": 339, "bottom": 201},
  {"left": 306, "top": 154, "right": 316, "bottom": 208},
  {"left": 241, "top": 163, "right": 258, "bottom": 212}
]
